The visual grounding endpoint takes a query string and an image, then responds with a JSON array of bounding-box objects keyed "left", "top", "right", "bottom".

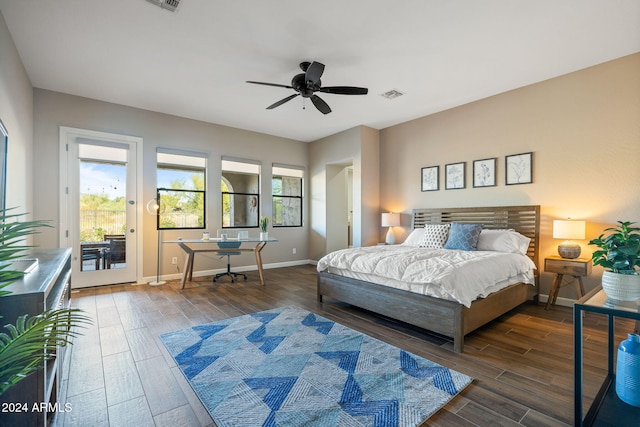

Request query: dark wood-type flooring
[{"left": 50, "top": 265, "right": 630, "bottom": 426}]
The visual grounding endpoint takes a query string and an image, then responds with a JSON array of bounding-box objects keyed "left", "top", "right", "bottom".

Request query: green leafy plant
[
  {"left": 0, "top": 208, "right": 92, "bottom": 396},
  {"left": 0, "top": 209, "right": 51, "bottom": 294},
  {"left": 0, "top": 309, "right": 91, "bottom": 395},
  {"left": 589, "top": 221, "right": 640, "bottom": 275},
  {"left": 259, "top": 216, "right": 269, "bottom": 232}
]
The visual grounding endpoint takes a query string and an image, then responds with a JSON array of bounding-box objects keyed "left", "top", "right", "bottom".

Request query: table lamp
[
  {"left": 381, "top": 213, "right": 400, "bottom": 245},
  {"left": 553, "top": 219, "right": 585, "bottom": 259}
]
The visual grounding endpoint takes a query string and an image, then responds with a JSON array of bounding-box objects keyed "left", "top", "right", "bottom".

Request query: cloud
[{"left": 80, "top": 162, "right": 126, "bottom": 199}]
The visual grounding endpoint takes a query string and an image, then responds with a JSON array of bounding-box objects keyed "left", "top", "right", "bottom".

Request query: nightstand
[{"left": 544, "top": 256, "right": 592, "bottom": 309}]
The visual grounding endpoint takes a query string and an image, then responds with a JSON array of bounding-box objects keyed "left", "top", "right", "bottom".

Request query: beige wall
[
  {"left": 32, "top": 89, "right": 309, "bottom": 281},
  {"left": 360, "top": 126, "right": 381, "bottom": 246},
  {"left": 4, "top": 5, "right": 638, "bottom": 298},
  {"left": 0, "top": 10, "right": 33, "bottom": 219},
  {"left": 380, "top": 53, "right": 640, "bottom": 301},
  {"left": 308, "top": 126, "right": 380, "bottom": 260}
]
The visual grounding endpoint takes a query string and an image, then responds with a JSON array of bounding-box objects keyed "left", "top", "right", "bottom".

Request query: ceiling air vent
[
  {"left": 146, "top": 0, "right": 182, "bottom": 12},
  {"left": 380, "top": 89, "right": 404, "bottom": 100}
]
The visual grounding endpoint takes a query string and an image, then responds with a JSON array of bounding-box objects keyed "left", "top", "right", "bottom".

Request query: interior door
[{"left": 61, "top": 128, "right": 140, "bottom": 288}]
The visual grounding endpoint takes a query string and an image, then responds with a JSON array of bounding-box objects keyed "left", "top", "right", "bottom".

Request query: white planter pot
[
  {"left": 602, "top": 271, "right": 640, "bottom": 301},
  {"left": 260, "top": 232, "right": 268, "bottom": 241}
]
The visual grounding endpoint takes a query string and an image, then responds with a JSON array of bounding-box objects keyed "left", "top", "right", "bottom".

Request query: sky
[
  {"left": 80, "top": 161, "right": 186, "bottom": 200},
  {"left": 80, "top": 162, "right": 126, "bottom": 199}
]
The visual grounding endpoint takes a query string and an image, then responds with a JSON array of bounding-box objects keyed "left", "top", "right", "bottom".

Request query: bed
[{"left": 317, "top": 205, "right": 540, "bottom": 353}]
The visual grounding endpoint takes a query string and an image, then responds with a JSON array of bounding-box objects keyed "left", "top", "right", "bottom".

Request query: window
[
  {"left": 156, "top": 149, "right": 206, "bottom": 229},
  {"left": 272, "top": 164, "right": 303, "bottom": 227},
  {"left": 221, "top": 158, "right": 260, "bottom": 228}
]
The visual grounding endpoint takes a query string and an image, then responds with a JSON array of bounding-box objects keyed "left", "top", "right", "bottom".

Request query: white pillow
[
  {"left": 402, "top": 228, "right": 426, "bottom": 246},
  {"left": 476, "top": 229, "right": 531, "bottom": 254},
  {"left": 419, "top": 223, "right": 451, "bottom": 249}
]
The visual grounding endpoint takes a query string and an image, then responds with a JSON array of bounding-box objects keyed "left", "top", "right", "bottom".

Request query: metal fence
[
  {"left": 81, "top": 209, "right": 200, "bottom": 241},
  {"left": 81, "top": 210, "right": 126, "bottom": 238},
  {"left": 160, "top": 211, "right": 202, "bottom": 228}
]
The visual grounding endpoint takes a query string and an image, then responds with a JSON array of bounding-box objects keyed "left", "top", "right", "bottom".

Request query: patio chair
[
  {"left": 105, "top": 238, "right": 126, "bottom": 269},
  {"left": 81, "top": 248, "right": 102, "bottom": 271}
]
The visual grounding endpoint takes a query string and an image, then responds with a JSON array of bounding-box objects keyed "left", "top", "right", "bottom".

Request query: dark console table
[
  {"left": 574, "top": 287, "right": 640, "bottom": 426},
  {"left": 0, "top": 248, "right": 72, "bottom": 427}
]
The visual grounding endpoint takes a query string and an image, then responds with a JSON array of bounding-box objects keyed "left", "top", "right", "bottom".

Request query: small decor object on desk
[
  {"left": 589, "top": 221, "right": 640, "bottom": 301},
  {"left": 259, "top": 216, "right": 269, "bottom": 240},
  {"left": 617, "top": 333, "right": 640, "bottom": 407}
]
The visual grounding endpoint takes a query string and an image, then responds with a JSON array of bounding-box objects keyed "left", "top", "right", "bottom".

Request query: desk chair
[{"left": 213, "top": 241, "right": 247, "bottom": 283}]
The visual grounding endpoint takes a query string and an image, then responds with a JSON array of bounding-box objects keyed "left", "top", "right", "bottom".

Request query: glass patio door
[{"left": 61, "top": 128, "right": 139, "bottom": 288}]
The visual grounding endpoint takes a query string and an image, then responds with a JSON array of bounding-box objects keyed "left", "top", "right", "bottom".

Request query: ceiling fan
[{"left": 246, "top": 61, "right": 368, "bottom": 114}]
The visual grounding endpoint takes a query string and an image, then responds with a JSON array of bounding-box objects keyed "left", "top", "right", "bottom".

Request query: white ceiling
[{"left": 1, "top": 0, "right": 639, "bottom": 142}]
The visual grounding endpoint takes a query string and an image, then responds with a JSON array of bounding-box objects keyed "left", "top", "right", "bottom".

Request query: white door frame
[{"left": 59, "top": 126, "right": 144, "bottom": 286}]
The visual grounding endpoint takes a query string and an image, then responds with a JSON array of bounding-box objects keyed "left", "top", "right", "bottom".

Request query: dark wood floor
[{"left": 50, "top": 264, "right": 629, "bottom": 426}]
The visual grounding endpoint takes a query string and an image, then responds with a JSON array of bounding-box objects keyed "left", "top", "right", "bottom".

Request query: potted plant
[
  {"left": 0, "top": 208, "right": 91, "bottom": 396},
  {"left": 259, "top": 216, "right": 269, "bottom": 240},
  {"left": 589, "top": 221, "right": 640, "bottom": 301}
]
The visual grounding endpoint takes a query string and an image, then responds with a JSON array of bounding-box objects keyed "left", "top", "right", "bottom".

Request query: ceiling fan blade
[
  {"left": 310, "top": 95, "right": 331, "bottom": 114},
  {"left": 319, "top": 86, "right": 368, "bottom": 95},
  {"left": 305, "top": 61, "right": 325, "bottom": 85},
  {"left": 266, "top": 93, "right": 299, "bottom": 110},
  {"left": 247, "top": 81, "right": 293, "bottom": 89}
]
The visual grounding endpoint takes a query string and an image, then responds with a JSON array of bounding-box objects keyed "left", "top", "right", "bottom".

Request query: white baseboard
[
  {"left": 538, "top": 294, "right": 576, "bottom": 308},
  {"left": 142, "top": 259, "right": 313, "bottom": 284}
]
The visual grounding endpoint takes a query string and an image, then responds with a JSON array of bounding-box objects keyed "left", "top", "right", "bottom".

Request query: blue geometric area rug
[{"left": 159, "top": 306, "right": 472, "bottom": 427}]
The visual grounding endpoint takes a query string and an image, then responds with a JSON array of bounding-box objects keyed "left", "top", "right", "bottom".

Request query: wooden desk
[{"left": 164, "top": 238, "right": 277, "bottom": 288}]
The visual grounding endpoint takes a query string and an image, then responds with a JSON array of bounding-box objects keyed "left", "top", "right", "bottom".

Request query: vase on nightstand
[{"left": 616, "top": 333, "right": 640, "bottom": 407}]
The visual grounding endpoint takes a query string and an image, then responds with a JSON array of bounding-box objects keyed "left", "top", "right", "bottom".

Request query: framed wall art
[
  {"left": 473, "top": 157, "right": 496, "bottom": 188},
  {"left": 445, "top": 162, "right": 465, "bottom": 190},
  {"left": 421, "top": 165, "right": 439, "bottom": 191},
  {"left": 505, "top": 152, "right": 533, "bottom": 185}
]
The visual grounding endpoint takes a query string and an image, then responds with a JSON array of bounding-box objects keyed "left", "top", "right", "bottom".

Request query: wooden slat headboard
[{"left": 412, "top": 205, "right": 541, "bottom": 269}]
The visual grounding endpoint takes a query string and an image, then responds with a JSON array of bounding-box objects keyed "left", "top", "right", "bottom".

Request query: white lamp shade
[
  {"left": 553, "top": 220, "right": 586, "bottom": 240},
  {"left": 381, "top": 212, "right": 400, "bottom": 227}
]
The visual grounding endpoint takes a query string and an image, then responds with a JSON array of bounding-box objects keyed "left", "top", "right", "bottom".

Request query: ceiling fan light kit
[{"left": 247, "top": 61, "right": 368, "bottom": 114}]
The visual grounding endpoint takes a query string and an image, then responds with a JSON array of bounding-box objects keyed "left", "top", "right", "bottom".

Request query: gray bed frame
[{"left": 317, "top": 205, "right": 541, "bottom": 353}]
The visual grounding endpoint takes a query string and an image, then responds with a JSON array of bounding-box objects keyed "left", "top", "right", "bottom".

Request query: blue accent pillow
[{"left": 444, "top": 223, "right": 483, "bottom": 251}]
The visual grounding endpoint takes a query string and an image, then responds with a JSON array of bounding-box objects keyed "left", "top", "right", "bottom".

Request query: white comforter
[{"left": 317, "top": 245, "right": 536, "bottom": 307}]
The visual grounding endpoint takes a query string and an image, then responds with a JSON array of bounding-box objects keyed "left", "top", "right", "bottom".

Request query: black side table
[{"left": 574, "top": 288, "right": 640, "bottom": 426}]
